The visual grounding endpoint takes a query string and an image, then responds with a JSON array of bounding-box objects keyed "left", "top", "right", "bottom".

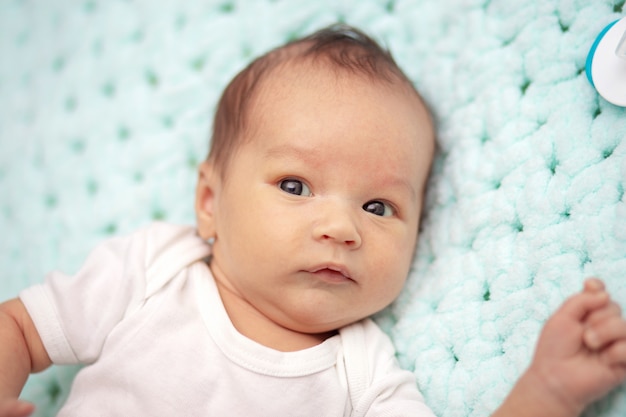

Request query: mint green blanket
[{"left": 1, "top": 1, "right": 624, "bottom": 416}]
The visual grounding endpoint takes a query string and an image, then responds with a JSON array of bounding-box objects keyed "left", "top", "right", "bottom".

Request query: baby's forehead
[
  {"left": 247, "top": 62, "right": 434, "bottom": 161},
  {"left": 248, "top": 61, "right": 433, "bottom": 141},
  {"left": 255, "top": 58, "right": 423, "bottom": 111}
]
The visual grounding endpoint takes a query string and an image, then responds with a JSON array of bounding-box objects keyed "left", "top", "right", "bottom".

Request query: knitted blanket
[{"left": 1, "top": 1, "right": 624, "bottom": 416}]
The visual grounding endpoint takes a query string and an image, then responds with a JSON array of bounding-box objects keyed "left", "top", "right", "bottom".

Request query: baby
[{"left": 1, "top": 24, "right": 626, "bottom": 417}]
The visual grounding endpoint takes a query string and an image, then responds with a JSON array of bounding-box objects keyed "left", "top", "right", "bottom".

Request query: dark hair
[{"left": 206, "top": 23, "right": 425, "bottom": 176}]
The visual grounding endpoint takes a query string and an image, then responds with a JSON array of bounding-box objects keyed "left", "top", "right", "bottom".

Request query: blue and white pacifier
[{"left": 586, "top": 16, "right": 626, "bottom": 107}]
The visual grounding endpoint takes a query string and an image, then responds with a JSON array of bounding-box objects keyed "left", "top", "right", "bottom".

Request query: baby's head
[
  {"left": 196, "top": 24, "right": 435, "bottom": 342},
  {"left": 206, "top": 24, "right": 433, "bottom": 178}
]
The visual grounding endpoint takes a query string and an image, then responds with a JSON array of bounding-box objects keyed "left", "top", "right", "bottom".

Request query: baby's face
[{"left": 198, "top": 64, "right": 434, "bottom": 336}]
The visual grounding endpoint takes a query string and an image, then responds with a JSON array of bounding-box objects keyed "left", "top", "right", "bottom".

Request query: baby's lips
[{"left": 307, "top": 263, "right": 354, "bottom": 281}]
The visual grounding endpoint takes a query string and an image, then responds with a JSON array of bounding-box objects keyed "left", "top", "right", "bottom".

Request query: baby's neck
[{"left": 214, "top": 276, "right": 337, "bottom": 352}]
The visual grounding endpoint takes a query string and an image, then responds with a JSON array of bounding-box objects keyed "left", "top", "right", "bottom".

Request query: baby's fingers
[
  {"left": 559, "top": 289, "right": 609, "bottom": 322},
  {"left": 585, "top": 315, "right": 626, "bottom": 351},
  {"left": 585, "top": 300, "right": 622, "bottom": 328},
  {"left": 584, "top": 278, "right": 606, "bottom": 293},
  {"left": 599, "top": 340, "right": 626, "bottom": 367},
  {"left": 0, "top": 400, "right": 34, "bottom": 417}
]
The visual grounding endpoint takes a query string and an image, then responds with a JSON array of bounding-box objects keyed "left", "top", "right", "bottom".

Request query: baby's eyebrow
[
  {"left": 264, "top": 145, "right": 314, "bottom": 161},
  {"left": 263, "top": 144, "right": 328, "bottom": 171},
  {"left": 374, "top": 175, "right": 418, "bottom": 204}
]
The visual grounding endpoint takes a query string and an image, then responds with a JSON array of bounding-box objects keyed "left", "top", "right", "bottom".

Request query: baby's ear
[{"left": 195, "top": 161, "right": 219, "bottom": 240}]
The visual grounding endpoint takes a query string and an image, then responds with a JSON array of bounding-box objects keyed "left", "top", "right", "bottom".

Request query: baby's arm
[
  {"left": 0, "top": 299, "right": 51, "bottom": 417},
  {"left": 493, "top": 279, "right": 626, "bottom": 417}
]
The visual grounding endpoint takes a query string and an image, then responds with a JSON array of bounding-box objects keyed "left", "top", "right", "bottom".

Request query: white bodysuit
[{"left": 20, "top": 222, "right": 435, "bottom": 416}]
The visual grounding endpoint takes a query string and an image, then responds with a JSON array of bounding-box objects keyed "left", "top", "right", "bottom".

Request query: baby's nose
[{"left": 312, "top": 201, "right": 362, "bottom": 248}]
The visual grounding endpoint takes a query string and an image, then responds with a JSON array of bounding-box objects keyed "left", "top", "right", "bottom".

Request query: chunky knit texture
[{"left": 1, "top": 1, "right": 625, "bottom": 415}]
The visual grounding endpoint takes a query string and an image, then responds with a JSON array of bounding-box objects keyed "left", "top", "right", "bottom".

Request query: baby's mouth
[{"left": 308, "top": 264, "right": 354, "bottom": 284}]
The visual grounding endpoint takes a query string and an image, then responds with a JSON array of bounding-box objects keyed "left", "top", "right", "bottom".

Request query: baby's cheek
[{"left": 373, "top": 260, "right": 408, "bottom": 304}]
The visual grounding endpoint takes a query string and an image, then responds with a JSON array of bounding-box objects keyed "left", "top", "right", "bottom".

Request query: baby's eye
[
  {"left": 278, "top": 178, "right": 311, "bottom": 196},
  {"left": 362, "top": 200, "right": 394, "bottom": 217}
]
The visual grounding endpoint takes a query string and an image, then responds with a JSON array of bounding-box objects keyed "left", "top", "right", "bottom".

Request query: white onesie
[{"left": 20, "top": 222, "right": 435, "bottom": 416}]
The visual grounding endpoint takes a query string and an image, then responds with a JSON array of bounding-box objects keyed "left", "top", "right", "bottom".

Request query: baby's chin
[{"left": 279, "top": 306, "right": 383, "bottom": 336}]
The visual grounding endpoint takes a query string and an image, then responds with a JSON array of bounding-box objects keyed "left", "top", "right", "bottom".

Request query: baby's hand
[
  {"left": 528, "top": 278, "right": 626, "bottom": 415},
  {"left": 0, "top": 400, "right": 34, "bottom": 417}
]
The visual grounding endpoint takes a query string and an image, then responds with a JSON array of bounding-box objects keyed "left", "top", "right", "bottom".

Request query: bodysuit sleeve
[
  {"left": 19, "top": 222, "right": 206, "bottom": 366},
  {"left": 19, "top": 229, "right": 150, "bottom": 365}
]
